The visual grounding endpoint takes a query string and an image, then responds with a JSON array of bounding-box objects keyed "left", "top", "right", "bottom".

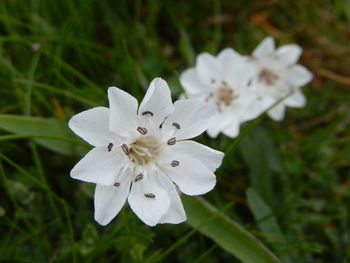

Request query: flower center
[
  {"left": 128, "top": 136, "right": 161, "bottom": 166},
  {"left": 259, "top": 69, "right": 279, "bottom": 85},
  {"left": 217, "top": 86, "right": 235, "bottom": 105},
  {"left": 206, "top": 80, "right": 239, "bottom": 112}
]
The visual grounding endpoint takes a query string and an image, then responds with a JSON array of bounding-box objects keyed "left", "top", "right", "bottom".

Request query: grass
[{"left": 0, "top": 0, "right": 350, "bottom": 262}]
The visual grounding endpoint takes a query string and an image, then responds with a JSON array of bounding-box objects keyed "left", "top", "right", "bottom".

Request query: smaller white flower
[
  {"left": 250, "top": 36, "right": 313, "bottom": 121},
  {"left": 180, "top": 49, "right": 262, "bottom": 138},
  {"left": 69, "top": 78, "right": 224, "bottom": 226}
]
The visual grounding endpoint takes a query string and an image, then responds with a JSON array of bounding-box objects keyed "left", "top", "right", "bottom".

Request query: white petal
[
  {"left": 138, "top": 78, "right": 174, "bottom": 126},
  {"left": 196, "top": 53, "right": 222, "bottom": 85},
  {"left": 128, "top": 171, "right": 171, "bottom": 226},
  {"left": 276, "top": 44, "right": 302, "bottom": 66},
  {"left": 286, "top": 65, "right": 313, "bottom": 87},
  {"left": 222, "top": 120, "right": 240, "bottom": 138},
  {"left": 70, "top": 147, "right": 127, "bottom": 185},
  {"left": 161, "top": 154, "right": 216, "bottom": 196},
  {"left": 253, "top": 36, "right": 275, "bottom": 59},
  {"left": 108, "top": 87, "right": 138, "bottom": 137},
  {"left": 172, "top": 140, "right": 224, "bottom": 172},
  {"left": 94, "top": 173, "right": 131, "bottom": 226},
  {"left": 180, "top": 68, "right": 212, "bottom": 95},
  {"left": 268, "top": 103, "right": 286, "bottom": 121},
  {"left": 217, "top": 48, "right": 243, "bottom": 71},
  {"left": 238, "top": 91, "right": 266, "bottom": 121},
  {"left": 158, "top": 174, "right": 186, "bottom": 224},
  {"left": 284, "top": 89, "right": 306, "bottom": 108},
  {"left": 206, "top": 111, "right": 235, "bottom": 138},
  {"left": 162, "top": 99, "right": 216, "bottom": 140},
  {"left": 68, "top": 107, "right": 115, "bottom": 147}
]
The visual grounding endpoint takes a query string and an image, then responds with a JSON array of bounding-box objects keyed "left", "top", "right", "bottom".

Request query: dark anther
[
  {"left": 167, "top": 137, "right": 176, "bottom": 145},
  {"left": 171, "top": 160, "right": 179, "bottom": 167},
  {"left": 172, "top": 122, "right": 180, "bottom": 129},
  {"left": 137, "top": 127, "right": 148, "bottom": 135},
  {"left": 114, "top": 182, "right": 120, "bottom": 187},
  {"left": 142, "top": 111, "right": 154, "bottom": 116},
  {"left": 134, "top": 173, "right": 143, "bottom": 182},
  {"left": 107, "top": 143, "right": 113, "bottom": 152},
  {"left": 144, "top": 193, "right": 156, "bottom": 198},
  {"left": 121, "top": 144, "right": 129, "bottom": 155}
]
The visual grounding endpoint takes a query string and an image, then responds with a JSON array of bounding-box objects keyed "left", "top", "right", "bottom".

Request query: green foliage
[{"left": 0, "top": 0, "right": 349, "bottom": 262}]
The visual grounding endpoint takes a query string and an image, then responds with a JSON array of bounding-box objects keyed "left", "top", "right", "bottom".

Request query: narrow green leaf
[
  {"left": 246, "top": 188, "right": 286, "bottom": 242},
  {"left": 246, "top": 188, "right": 294, "bottom": 262},
  {"left": 0, "top": 114, "right": 85, "bottom": 155},
  {"left": 183, "top": 196, "right": 282, "bottom": 263},
  {"left": 239, "top": 127, "right": 281, "bottom": 204}
]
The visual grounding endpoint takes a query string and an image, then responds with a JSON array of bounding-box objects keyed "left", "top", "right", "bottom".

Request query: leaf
[
  {"left": 246, "top": 188, "right": 286, "bottom": 242},
  {"left": 247, "top": 188, "right": 294, "bottom": 262},
  {"left": 183, "top": 196, "right": 282, "bottom": 263},
  {"left": 239, "top": 126, "right": 281, "bottom": 204},
  {"left": 0, "top": 114, "right": 86, "bottom": 155}
]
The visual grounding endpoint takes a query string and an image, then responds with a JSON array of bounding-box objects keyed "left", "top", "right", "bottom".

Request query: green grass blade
[
  {"left": 0, "top": 114, "right": 77, "bottom": 154},
  {"left": 183, "top": 196, "right": 282, "bottom": 263}
]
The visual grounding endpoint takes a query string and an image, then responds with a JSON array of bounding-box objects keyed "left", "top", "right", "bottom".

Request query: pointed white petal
[
  {"left": 162, "top": 99, "right": 216, "bottom": 140},
  {"left": 222, "top": 120, "right": 240, "bottom": 138},
  {"left": 276, "top": 44, "right": 302, "bottom": 66},
  {"left": 285, "top": 89, "right": 306, "bottom": 108},
  {"left": 217, "top": 48, "right": 243, "bottom": 70},
  {"left": 128, "top": 171, "right": 171, "bottom": 226},
  {"left": 70, "top": 147, "right": 127, "bottom": 185},
  {"left": 158, "top": 174, "right": 186, "bottom": 224},
  {"left": 253, "top": 36, "right": 275, "bottom": 59},
  {"left": 268, "top": 103, "right": 286, "bottom": 121},
  {"left": 172, "top": 140, "right": 224, "bottom": 172},
  {"left": 108, "top": 87, "right": 138, "bottom": 137},
  {"left": 68, "top": 107, "right": 115, "bottom": 147},
  {"left": 162, "top": 154, "right": 216, "bottom": 196},
  {"left": 206, "top": 111, "right": 234, "bottom": 138},
  {"left": 94, "top": 173, "right": 131, "bottom": 225},
  {"left": 196, "top": 53, "right": 222, "bottom": 85},
  {"left": 138, "top": 78, "right": 174, "bottom": 126},
  {"left": 237, "top": 91, "right": 266, "bottom": 121},
  {"left": 180, "top": 68, "right": 212, "bottom": 95},
  {"left": 286, "top": 65, "right": 313, "bottom": 87}
]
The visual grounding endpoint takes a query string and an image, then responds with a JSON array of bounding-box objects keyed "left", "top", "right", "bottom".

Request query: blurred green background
[{"left": 0, "top": 0, "right": 350, "bottom": 262}]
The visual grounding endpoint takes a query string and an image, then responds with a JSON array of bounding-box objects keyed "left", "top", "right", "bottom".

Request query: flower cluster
[
  {"left": 180, "top": 36, "right": 313, "bottom": 138},
  {"left": 69, "top": 36, "right": 312, "bottom": 227}
]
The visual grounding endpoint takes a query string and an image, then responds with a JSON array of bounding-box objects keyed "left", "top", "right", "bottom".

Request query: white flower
[
  {"left": 250, "top": 36, "right": 313, "bottom": 121},
  {"left": 68, "top": 78, "right": 224, "bottom": 226},
  {"left": 180, "top": 49, "right": 262, "bottom": 138}
]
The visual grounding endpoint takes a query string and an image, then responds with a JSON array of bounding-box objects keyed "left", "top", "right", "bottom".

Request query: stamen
[
  {"left": 121, "top": 144, "right": 129, "bottom": 155},
  {"left": 144, "top": 193, "right": 155, "bottom": 198},
  {"left": 142, "top": 111, "right": 153, "bottom": 116},
  {"left": 222, "top": 80, "right": 228, "bottom": 86},
  {"left": 167, "top": 137, "right": 176, "bottom": 145},
  {"left": 171, "top": 160, "right": 179, "bottom": 167},
  {"left": 114, "top": 182, "right": 120, "bottom": 187},
  {"left": 107, "top": 143, "right": 113, "bottom": 152},
  {"left": 134, "top": 173, "right": 143, "bottom": 182},
  {"left": 172, "top": 122, "right": 180, "bottom": 129},
  {"left": 259, "top": 69, "right": 279, "bottom": 85},
  {"left": 137, "top": 127, "right": 148, "bottom": 135}
]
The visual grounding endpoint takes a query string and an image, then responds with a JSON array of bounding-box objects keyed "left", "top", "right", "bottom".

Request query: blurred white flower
[
  {"left": 180, "top": 49, "right": 262, "bottom": 138},
  {"left": 250, "top": 36, "right": 313, "bottom": 121},
  {"left": 69, "top": 78, "right": 224, "bottom": 226}
]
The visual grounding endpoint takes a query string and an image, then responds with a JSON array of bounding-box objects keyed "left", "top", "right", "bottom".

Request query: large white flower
[
  {"left": 68, "top": 78, "right": 224, "bottom": 226},
  {"left": 250, "top": 36, "right": 313, "bottom": 121},
  {"left": 180, "top": 48, "right": 262, "bottom": 138}
]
